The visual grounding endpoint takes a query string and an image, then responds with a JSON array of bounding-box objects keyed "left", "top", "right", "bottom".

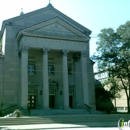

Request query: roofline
[
  {"left": 0, "top": 5, "right": 92, "bottom": 37},
  {"left": 90, "top": 59, "right": 95, "bottom": 65},
  {"left": 16, "top": 16, "right": 90, "bottom": 41},
  {"left": 53, "top": 7, "right": 92, "bottom": 34},
  {"left": 0, "top": 22, "right": 5, "bottom": 38}
]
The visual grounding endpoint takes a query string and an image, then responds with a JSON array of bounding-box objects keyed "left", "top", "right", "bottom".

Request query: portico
[{"left": 19, "top": 37, "right": 90, "bottom": 109}]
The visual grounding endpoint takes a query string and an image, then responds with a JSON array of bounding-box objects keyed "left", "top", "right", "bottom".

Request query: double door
[
  {"left": 49, "top": 95, "right": 55, "bottom": 108},
  {"left": 28, "top": 89, "right": 37, "bottom": 109},
  {"left": 28, "top": 95, "right": 36, "bottom": 109},
  {"left": 49, "top": 90, "right": 56, "bottom": 109},
  {"left": 69, "top": 90, "right": 74, "bottom": 108}
]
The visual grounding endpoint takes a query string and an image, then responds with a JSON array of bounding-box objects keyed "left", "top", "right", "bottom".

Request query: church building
[{"left": 0, "top": 3, "right": 95, "bottom": 111}]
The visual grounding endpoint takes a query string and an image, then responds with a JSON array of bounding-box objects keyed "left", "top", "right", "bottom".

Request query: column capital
[
  {"left": 21, "top": 46, "right": 29, "bottom": 53},
  {"left": 62, "top": 50, "right": 69, "bottom": 56},
  {"left": 81, "top": 51, "right": 87, "bottom": 58},
  {"left": 42, "top": 48, "right": 50, "bottom": 55}
]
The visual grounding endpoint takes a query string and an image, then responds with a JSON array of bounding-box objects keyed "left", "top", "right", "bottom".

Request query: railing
[
  {"left": 84, "top": 104, "right": 92, "bottom": 114},
  {"left": 1, "top": 104, "right": 19, "bottom": 117}
]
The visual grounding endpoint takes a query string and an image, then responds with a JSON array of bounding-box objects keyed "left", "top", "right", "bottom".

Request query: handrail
[
  {"left": 2, "top": 104, "right": 18, "bottom": 112},
  {"left": 2, "top": 104, "right": 19, "bottom": 117},
  {"left": 85, "top": 104, "right": 92, "bottom": 114},
  {"left": 85, "top": 104, "right": 92, "bottom": 109}
]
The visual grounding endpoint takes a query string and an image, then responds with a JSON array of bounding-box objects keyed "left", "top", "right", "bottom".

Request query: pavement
[
  {"left": 0, "top": 122, "right": 119, "bottom": 130},
  {"left": 1, "top": 114, "right": 130, "bottom": 130}
]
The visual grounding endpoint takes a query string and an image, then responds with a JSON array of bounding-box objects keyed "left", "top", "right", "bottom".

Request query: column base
[
  {"left": 58, "top": 107, "right": 64, "bottom": 109},
  {"left": 43, "top": 106, "right": 50, "bottom": 110},
  {"left": 63, "top": 106, "right": 70, "bottom": 110}
]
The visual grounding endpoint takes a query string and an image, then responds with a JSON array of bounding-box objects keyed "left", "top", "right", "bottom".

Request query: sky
[{"left": 0, "top": 0, "right": 130, "bottom": 71}]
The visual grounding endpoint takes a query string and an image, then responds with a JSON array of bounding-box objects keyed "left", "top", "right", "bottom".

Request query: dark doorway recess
[
  {"left": 49, "top": 95, "right": 55, "bottom": 108},
  {"left": 69, "top": 95, "right": 73, "bottom": 108},
  {"left": 28, "top": 95, "right": 36, "bottom": 109}
]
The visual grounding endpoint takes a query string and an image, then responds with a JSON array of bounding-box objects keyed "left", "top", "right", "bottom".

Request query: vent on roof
[{"left": 20, "top": 8, "right": 24, "bottom": 16}]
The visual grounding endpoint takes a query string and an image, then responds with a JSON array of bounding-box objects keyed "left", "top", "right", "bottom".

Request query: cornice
[{"left": 17, "top": 32, "right": 89, "bottom": 43}]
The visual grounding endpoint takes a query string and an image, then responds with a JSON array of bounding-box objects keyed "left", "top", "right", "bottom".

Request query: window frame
[
  {"left": 28, "top": 64, "right": 35, "bottom": 75},
  {"left": 48, "top": 65, "right": 55, "bottom": 75},
  {"left": 68, "top": 65, "right": 72, "bottom": 76}
]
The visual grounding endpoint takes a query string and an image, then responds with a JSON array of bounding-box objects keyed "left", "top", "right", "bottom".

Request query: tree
[
  {"left": 0, "top": 38, "right": 1, "bottom": 49},
  {"left": 95, "top": 86, "right": 114, "bottom": 113},
  {"left": 103, "top": 77, "right": 121, "bottom": 110},
  {"left": 92, "top": 21, "right": 130, "bottom": 113}
]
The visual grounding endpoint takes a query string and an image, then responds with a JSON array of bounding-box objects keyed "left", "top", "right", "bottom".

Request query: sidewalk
[{"left": 0, "top": 122, "right": 117, "bottom": 130}]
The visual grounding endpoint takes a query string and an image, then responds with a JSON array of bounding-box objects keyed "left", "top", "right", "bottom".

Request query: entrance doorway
[
  {"left": 69, "top": 90, "right": 74, "bottom": 108},
  {"left": 49, "top": 95, "right": 55, "bottom": 108},
  {"left": 69, "top": 95, "right": 73, "bottom": 108},
  {"left": 28, "top": 95, "right": 36, "bottom": 109}
]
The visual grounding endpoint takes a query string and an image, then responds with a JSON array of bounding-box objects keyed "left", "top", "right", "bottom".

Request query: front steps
[
  {"left": 0, "top": 114, "right": 129, "bottom": 126},
  {"left": 27, "top": 109, "right": 103, "bottom": 116},
  {"left": 20, "top": 108, "right": 104, "bottom": 116}
]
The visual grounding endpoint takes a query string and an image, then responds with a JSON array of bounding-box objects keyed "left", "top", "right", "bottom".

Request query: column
[
  {"left": 62, "top": 50, "right": 69, "bottom": 109},
  {"left": 73, "top": 53, "right": 83, "bottom": 108},
  {"left": 81, "top": 51, "right": 89, "bottom": 105},
  {"left": 42, "top": 48, "right": 49, "bottom": 109},
  {"left": 0, "top": 56, "right": 3, "bottom": 112},
  {"left": 21, "top": 46, "right": 29, "bottom": 109}
]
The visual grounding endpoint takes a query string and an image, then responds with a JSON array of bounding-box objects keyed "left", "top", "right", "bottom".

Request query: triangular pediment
[
  {"left": 1, "top": 5, "right": 92, "bottom": 40},
  {"left": 17, "top": 17, "right": 89, "bottom": 41}
]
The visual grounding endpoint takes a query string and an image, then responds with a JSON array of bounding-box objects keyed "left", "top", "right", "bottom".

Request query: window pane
[
  {"left": 125, "top": 107, "right": 128, "bottom": 111},
  {"left": 117, "top": 107, "right": 124, "bottom": 111},
  {"left": 68, "top": 66, "right": 72, "bottom": 76},
  {"left": 48, "top": 65, "right": 54, "bottom": 75},
  {"left": 28, "top": 65, "right": 35, "bottom": 75}
]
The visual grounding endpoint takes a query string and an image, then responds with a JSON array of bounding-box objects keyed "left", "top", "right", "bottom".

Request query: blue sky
[{"left": 0, "top": 0, "right": 130, "bottom": 71}]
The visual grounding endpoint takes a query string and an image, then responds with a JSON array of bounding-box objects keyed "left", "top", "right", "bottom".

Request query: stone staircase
[
  {"left": 27, "top": 109, "right": 103, "bottom": 116},
  {"left": 0, "top": 114, "right": 129, "bottom": 126}
]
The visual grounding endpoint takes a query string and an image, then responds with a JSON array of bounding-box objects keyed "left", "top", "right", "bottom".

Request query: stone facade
[{"left": 0, "top": 4, "right": 95, "bottom": 110}]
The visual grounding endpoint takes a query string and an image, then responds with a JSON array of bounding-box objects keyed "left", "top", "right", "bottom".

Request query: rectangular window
[
  {"left": 117, "top": 107, "right": 124, "bottom": 111},
  {"left": 68, "top": 66, "right": 72, "bottom": 76},
  {"left": 28, "top": 64, "right": 35, "bottom": 75},
  {"left": 48, "top": 65, "right": 54, "bottom": 75},
  {"left": 125, "top": 107, "right": 128, "bottom": 111}
]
